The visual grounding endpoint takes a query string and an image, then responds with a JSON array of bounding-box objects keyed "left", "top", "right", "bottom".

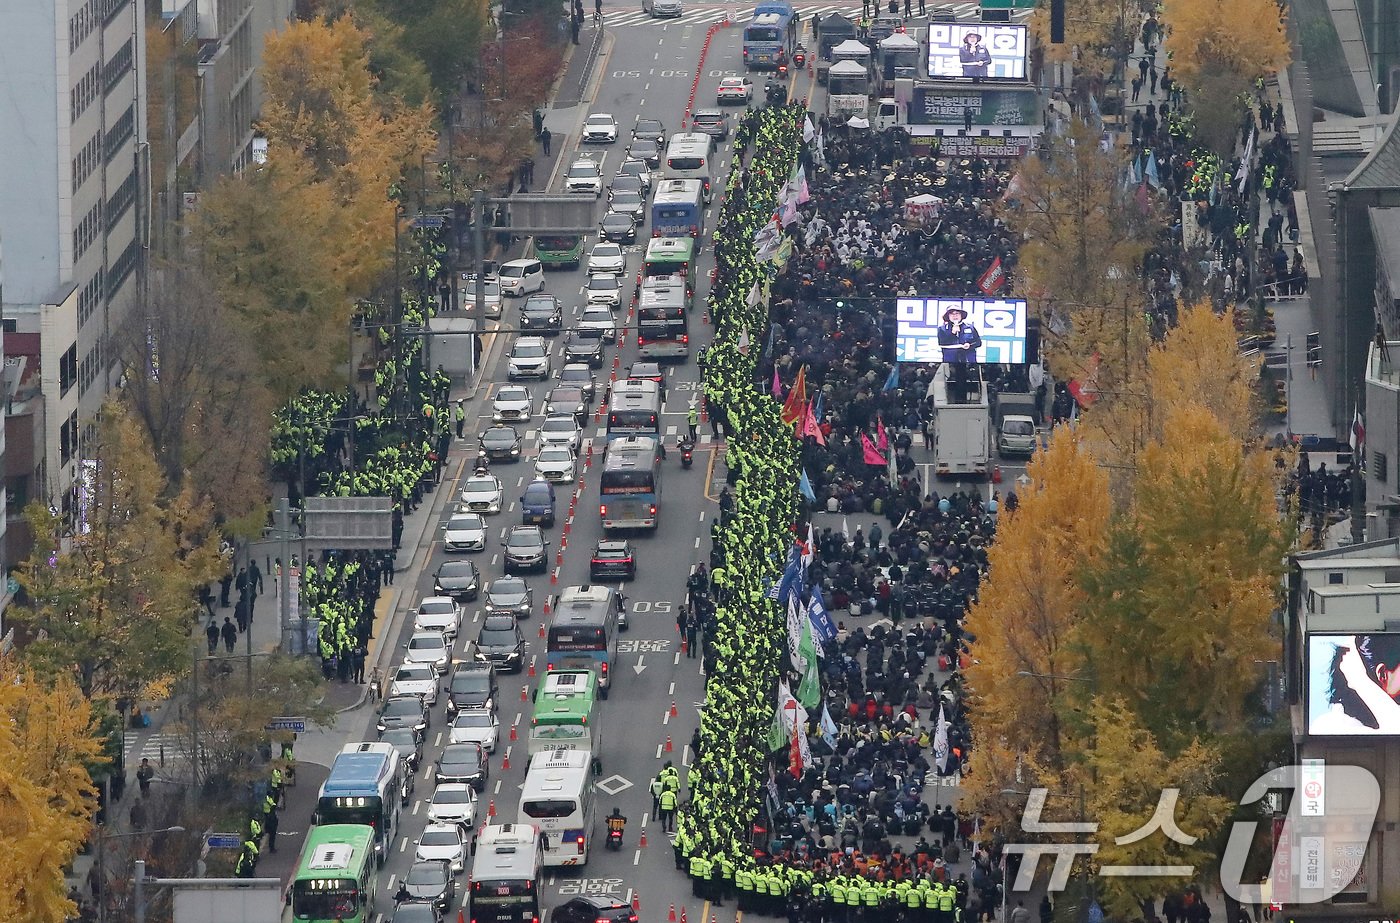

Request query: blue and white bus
[
  {"left": 546, "top": 586, "right": 625, "bottom": 699},
  {"left": 315, "top": 743, "right": 403, "bottom": 865},
  {"left": 650, "top": 179, "right": 705, "bottom": 239},
  {"left": 599, "top": 436, "right": 662, "bottom": 531},
  {"left": 605, "top": 381, "right": 662, "bottom": 441},
  {"left": 743, "top": 1, "right": 797, "bottom": 69}
]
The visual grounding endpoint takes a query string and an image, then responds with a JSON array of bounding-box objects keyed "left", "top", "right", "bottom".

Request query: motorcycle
[
  {"left": 679, "top": 438, "right": 695, "bottom": 469},
  {"left": 606, "top": 827, "right": 624, "bottom": 850},
  {"left": 794, "top": 44, "right": 806, "bottom": 67}
]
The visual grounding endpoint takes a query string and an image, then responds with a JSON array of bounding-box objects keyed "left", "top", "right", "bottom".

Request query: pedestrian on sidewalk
[
  {"left": 1149, "top": 65, "right": 1158, "bottom": 95},
  {"left": 1138, "top": 56, "right": 1148, "bottom": 83},
  {"left": 221, "top": 617, "right": 237, "bottom": 653},
  {"left": 570, "top": 15, "right": 580, "bottom": 44},
  {"left": 594, "top": 0, "right": 602, "bottom": 22},
  {"left": 263, "top": 792, "right": 280, "bottom": 851},
  {"left": 918, "top": 0, "right": 925, "bottom": 13},
  {"left": 235, "top": 595, "right": 249, "bottom": 633},
  {"left": 136, "top": 757, "right": 155, "bottom": 796},
  {"left": 219, "top": 573, "right": 233, "bottom": 607},
  {"left": 455, "top": 399, "right": 466, "bottom": 438},
  {"left": 541, "top": 127, "right": 552, "bottom": 156},
  {"left": 1131, "top": 75, "right": 1142, "bottom": 102},
  {"left": 129, "top": 799, "right": 147, "bottom": 832},
  {"left": 250, "top": 559, "right": 263, "bottom": 596},
  {"left": 206, "top": 619, "right": 219, "bottom": 656},
  {"left": 352, "top": 643, "right": 367, "bottom": 684}
]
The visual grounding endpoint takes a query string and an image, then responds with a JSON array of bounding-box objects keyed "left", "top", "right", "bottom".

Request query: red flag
[
  {"left": 861, "top": 434, "right": 886, "bottom": 466},
  {"left": 771, "top": 367, "right": 783, "bottom": 399},
  {"left": 802, "top": 402, "right": 826, "bottom": 446},
  {"left": 976, "top": 257, "right": 1005, "bottom": 295},
  {"left": 789, "top": 723, "right": 804, "bottom": 778},
  {"left": 781, "top": 365, "right": 808, "bottom": 425},
  {"left": 876, "top": 418, "right": 889, "bottom": 452}
]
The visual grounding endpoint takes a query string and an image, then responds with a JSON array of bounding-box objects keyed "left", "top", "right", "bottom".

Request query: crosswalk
[
  {"left": 599, "top": 1, "right": 984, "bottom": 28},
  {"left": 124, "top": 732, "right": 188, "bottom": 771}
]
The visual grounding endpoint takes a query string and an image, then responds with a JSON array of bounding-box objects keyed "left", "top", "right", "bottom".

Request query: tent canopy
[
  {"left": 818, "top": 12, "right": 856, "bottom": 33},
  {"left": 907, "top": 193, "right": 942, "bottom": 205},
  {"left": 831, "top": 39, "right": 871, "bottom": 57},
  {"left": 830, "top": 60, "right": 870, "bottom": 76},
  {"left": 847, "top": 116, "right": 871, "bottom": 129},
  {"left": 879, "top": 32, "right": 919, "bottom": 49}
]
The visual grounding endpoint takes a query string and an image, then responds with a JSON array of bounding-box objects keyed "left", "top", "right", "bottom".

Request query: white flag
[
  {"left": 803, "top": 114, "right": 816, "bottom": 143},
  {"left": 933, "top": 703, "right": 951, "bottom": 773},
  {"left": 819, "top": 704, "right": 839, "bottom": 749},
  {"left": 787, "top": 594, "right": 807, "bottom": 673}
]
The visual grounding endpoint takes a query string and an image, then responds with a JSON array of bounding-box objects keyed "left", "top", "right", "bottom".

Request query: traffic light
[{"left": 1050, "top": 0, "right": 1065, "bottom": 43}]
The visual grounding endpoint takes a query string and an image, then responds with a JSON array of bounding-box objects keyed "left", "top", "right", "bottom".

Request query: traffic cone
[
  {"left": 488, "top": 799, "right": 496, "bottom": 818},
  {"left": 681, "top": 908, "right": 687, "bottom": 923},
  {"left": 503, "top": 752, "right": 511, "bottom": 770},
  {"left": 665, "top": 735, "right": 673, "bottom": 752},
  {"left": 640, "top": 829, "right": 648, "bottom": 847},
  {"left": 510, "top": 724, "right": 518, "bottom": 741},
  {"left": 633, "top": 893, "right": 641, "bottom": 912},
  {"left": 539, "top": 621, "right": 546, "bottom": 638},
  {"left": 521, "top": 685, "right": 529, "bottom": 701},
  {"left": 528, "top": 660, "right": 536, "bottom": 677},
  {"left": 669, "top": 905, "right": 677, "bottom": 922},
  {"left": 460, "top": 910, "right": 467, "bottom": 923},
  {"left": 992, "top": 465, "right": 1003, "bottom": 484},
  {"left": 670, "top": 701, "right": 678, "bottom": 718}
]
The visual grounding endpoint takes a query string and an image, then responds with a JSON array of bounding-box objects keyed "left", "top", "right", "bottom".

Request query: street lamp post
[{"left": 96, "top": 825, "right": 185, "bottom": 923}]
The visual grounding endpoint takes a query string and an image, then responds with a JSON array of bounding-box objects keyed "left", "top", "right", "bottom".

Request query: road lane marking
[
  {"left": 435, "top": 732, "right": 443, "bottom": 748},
  {"left": 673, "top": 652, "right": 681, "bottom": 666},
  {"left": 399, "top": 836, "right": 408, "bottom": 853},
  {"left": 668, "top": 681, "right": 675, "bottom": 695},
  {"left": 682, "top": 745, "right": 693, "bottom": 766},
  {"left": 634, "top": 849, "right": 642, "bottom": 865},
  {"left": 413, "top": 800, "right": 422, "bottom": 815}
]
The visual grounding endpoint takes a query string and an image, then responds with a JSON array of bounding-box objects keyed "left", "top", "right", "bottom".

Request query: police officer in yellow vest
[
  {"left": 937, "top": 880, "right": 957, "bottom": 923},
  {"left": 714, "top": 853, "right": 733, "bottom": 905},
  {"left": 735, "top": 865, "right": 754, "bottom": 912},
  {"left": 689, "top": 853, "right": 709, "bottom": 899}
]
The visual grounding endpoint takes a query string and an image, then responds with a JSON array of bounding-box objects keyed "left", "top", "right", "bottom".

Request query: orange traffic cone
[
  {"left": 502, "top": 752, "right": 511, "bottom": 770},
  {"left": 681, "top": 908, "right": 688, "bottom": 923},
  {"left": 633, "top": 894, "right": 641, "bottom": 912},
  {"left": 640, "top": 830, "right": 648, "bottom": 847},
  {"left": 488, "top": 799, "right": 496, "bottom": 818},
  {"left": 670, "top": 701, "right": 678, "bottom": 718},
  {"left": 528, "top": 660, "right": 536, "bottom": 677},
  {"left": 510, "top": 724, "right": 518, "bottom": 741},
  {"left": 539, "top": 622, "right": 546, "bottom": 638},
  {"left": 992, "top": 465, "right": 1003, "bottom": 484},
  {"left": 521, "top": 685, "right": 529, "bottom": 701},
  {"left": 669, "top": 905, "right": 677, "bottom": 922},
  {"left": 665, "top": 735, "right": 673, "bottom": 752}
]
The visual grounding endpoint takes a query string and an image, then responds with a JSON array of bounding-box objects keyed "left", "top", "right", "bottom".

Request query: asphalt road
[{"left": 347, "top": 10, "right": 807, "bottom": 922}]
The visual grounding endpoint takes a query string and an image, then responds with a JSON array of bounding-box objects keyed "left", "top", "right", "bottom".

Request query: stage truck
[{"left": 928, "top": 362, "right": 991, "bottom": 478}]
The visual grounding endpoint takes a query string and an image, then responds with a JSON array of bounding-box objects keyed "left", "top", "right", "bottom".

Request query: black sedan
[
  {"left": 521, "top": 294, "right": 563, "bottom": 335},
  {"left": 480, "top": 425, "right": 521, "bottom": 462},
  {"left": 557, "top": 364, "right": 597, "bottom": 402},
  {"left": 485, "top": 576, "right": 533, "bottom": 619},
  {"left": 378, "top": 695, "right": 429, "bottom": 738},
  {"left": 600, "top": 211, "right": 638, "bottom": 244},
  {"left": 632, "top": 117, "right": 666, "bottom": 144},
  {"left": 435, "top": 742, "right": 489, "bottom": 790},
  {"left": 503, "top": 525, "right": 548, "bottom": 574},
  {"left": 392, "top": 902, "right": 442, "bottom": 923},
  {"left": 475, "top": 613, "right": 526, "bottom": 673},
  {"left": 628, "top": 138, "right": 661, "bottom": 168},
  {"left": 380, "top": 727, "right": 424, "bottom": 773},
  {"left": 398, "top": 859, "right": 455, "bottom": 915},
  {"left": 546, "top": 386, "right": 589, "bottom": 423},
  {"left": 590, "top": 540, "right": 638, "bottom": 581},
  {"left": 564, "top": 329, "right": 607, "bottom": 368},
  {"left": 433, "top": 560, "right": 480, "bottom": 601}
]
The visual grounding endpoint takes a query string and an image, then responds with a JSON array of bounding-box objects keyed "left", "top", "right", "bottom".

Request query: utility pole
[
  {"left": 473, "top": 188, "right": 488, "bottom": 319},
  {"left": 278, "top": 499, "right": 294, "bottom": 655}
]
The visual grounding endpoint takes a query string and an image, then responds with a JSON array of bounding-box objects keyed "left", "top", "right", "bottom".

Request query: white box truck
[{"left": 928, "top": 364, "right": 991, "bottom": 478}]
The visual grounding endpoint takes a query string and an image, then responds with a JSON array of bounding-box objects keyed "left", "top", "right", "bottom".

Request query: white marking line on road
[
  {"left": 399, "top": 836, "right": 408, "bottom": 853},
  {"left": 388, "top": 875, "right": 397, "bottom": 891},
  {"left": 377, "top": 914, "right": 385, "bottom": 923},
  {"left": 655, "top": 743, "right": 664, "bottom": 759},
  {"left": 508, "top": 502, "right": 517, "bottom": 512},
  {"left": 492, "top": 554, "right": 500, "bottom": 566},
  {"left": 517, "top": 475, "right": 525, "bottom": 487},
  {"left": 694, "top": 537, "right": 700, "bottom": 549},
  {"left": 642, "top": 811, "right": 651, "bottom": 826},
  {"left": 513, "top": 712, "right": 522, "bottom": 726},
  {"left": 683, "top": 745, "right": 693, "bottom": 766},
  {"left": 547, "top": 874, "right": 557, "bottom": 886},
  {"left": 654, "top": 51, "right": 660, "bottom": 59},
  {"left": 698, "top": 511, "right": 705, "bottom": 522},
  {"left": 673, "top": 652, "right": 681, "bottom": 666},
  {"left": 413, "top": 799, "right": 422, "bottom": 815},
  {"left": 634, "top": 849, "right": 642, "bottom": 865},
  {"left": 494, "top": 779, "right": 502, "bottom": 795},
  {"left": 663, "top": 709, "right": 671, "bottom": 725},
  {"left": 668, "top": 681, "right": 675, "bottom": 695},
  {"left": 435, "top": 732, "right": 443, "bottom": 748},
  {"left": 639, "top": 98, "right": 646, "bottom": 107}
]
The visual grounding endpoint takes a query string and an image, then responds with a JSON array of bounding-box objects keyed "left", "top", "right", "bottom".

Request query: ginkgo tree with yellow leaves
[
  {"left": 964, "top": 304, "right": 1288, "bottom": 915},
  {"left": 0, "top": 659, "right": 105, "bottom": 923}
]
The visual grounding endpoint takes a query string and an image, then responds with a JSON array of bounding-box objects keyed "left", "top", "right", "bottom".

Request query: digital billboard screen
[
  {"left": 1307, "top": 633, "right": 1400, "bottom": 735},
  {"left": 926, "top": 22, "right": 1028, "bottom": 80},
  {"left": 895, "top": 297, "right": 1027, "bottom": 365}
]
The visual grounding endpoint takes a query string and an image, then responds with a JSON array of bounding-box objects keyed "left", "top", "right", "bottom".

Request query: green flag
[
  {"left": 797, "top": 618, "right": 822, "bottom": 708},
  {"left": 766, "top": 699, "right": 788, "bottom": 752}
]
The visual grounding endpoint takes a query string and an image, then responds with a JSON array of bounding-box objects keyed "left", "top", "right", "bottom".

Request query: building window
[
  {"left": 80, "top": 342, "right": 105, "bottom": 394},
  {"left": 103, "top": 38, "right": 133, "bottom": 93},
  {"left": 60, "top": 411, "right": 79, "bottom": 466},
  {"left": 78, "top": 271, "right": 104, "bottom": 329},
  {"left": 1373, "top": 450, "right": 1388, "bottom": 484},
  {"left": 1327, "top": 572, "right": 1344, "bottom": 585},
  {"left": 100, "top": 0, "right": 128, "bottom": 28},
  {"left": 103, "top": 104, "right": 134, "bottom": 163},
  {"left": 106, "top": 169, "right": 137, "bottom": 230},
  {"left": 69, "top": 0, "right": 96, "bottom": 53},
  {"left": 108, "top": 238, "right": 138, "bottom": 294},
  {"left": 72, "top": 200, "right": 103, "bottom": 262},
  {"left": 59, "top": 345, "right": 78, "bottom": 396},
  {"left": 72, "top": 131, "right": 101, "bottom": 196},
  {"left": 71, "top": 62, "right": 100, "bottom": 123}
]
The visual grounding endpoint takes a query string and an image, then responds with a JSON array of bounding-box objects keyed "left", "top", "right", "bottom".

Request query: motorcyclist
[{"left": 607, "top": 807, "right": 628, "bottom": 839}]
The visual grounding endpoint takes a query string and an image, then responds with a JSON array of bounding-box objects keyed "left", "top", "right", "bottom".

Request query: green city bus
[
  {"left": 290, "top": 824, "right": 378, "bottom": 923},
  {"left": 641, "top": 237, "right": 697, "bottom": 309},
  {"left": 535, "top": 234, "right": 584, "bottom": 270},
  {"left": 528, "top": 671, "right": 600, "bottom": 763}
]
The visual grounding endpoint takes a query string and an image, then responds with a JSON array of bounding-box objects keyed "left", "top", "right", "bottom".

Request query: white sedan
[
  {"left": 459, "top": 474, "right": 504, "bottom": 514},
  {"left": 444, "top": 512, "right": 488, "bottom": 552},
  {"left": 580, "top": 305, "right": 618, "bottom": 342},
  {"left": 389, "top": 663, "right": 439, "bottom": 706},
  {"left": 427, "top": 783, "right": 478, "bottom": 827},
  {"left": 588, "top": 242, "right": 627, "bottom": 275},
  {"left": 404, "top": 631, "right": 451, "bottom": 675},
  {"left": 492, "top": 385, "right": 533, "bottom": 423},
  {"left": 538, "top": 414, "right": 583, "bottom": 451},
  {"left": 414, "top": 596, "right": 461, "bottom": 640},
  {"left": 717, "top": 76, "right": 754, "bottom": 104},
  {"left": 447, "top": 708, "right": 500, "bottom": 752},
  {"left": 583, "top": 113, "right": 619, "bottom": 143},
  {"left": 585, "top": 272, "right": 623, "bottom": 307},
  {"left": 535, "top": 445, "right": 579, "bottom": 483},
  {"left": 416, "top": 822, "right": 469, "bottom": 874}
]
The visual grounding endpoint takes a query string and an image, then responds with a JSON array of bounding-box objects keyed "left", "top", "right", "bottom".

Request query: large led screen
[
  {"left": 896, "top": 297, "right": 1027, "bottom": 365},
  {"left": 1307, "top": 633, "right": 1400, "bottom": 735},
  {"left": 926, "top": 23, "right": 1028, "bottom": 81}
]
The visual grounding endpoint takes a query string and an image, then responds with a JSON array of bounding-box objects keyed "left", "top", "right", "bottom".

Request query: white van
[
  {"left": 643, "top": 0, "right": 683, "bottom": 15},
  {"left": 663, "top": 132, "right": 716, "bottom": 203},
  {"left": 499, "top": 258, "right": 545, "bottom": 297}
]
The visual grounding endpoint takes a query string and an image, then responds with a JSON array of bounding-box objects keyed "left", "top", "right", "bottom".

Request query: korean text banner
[{"left": 896, "top": 297, "right": 1027, "bottom": 364}]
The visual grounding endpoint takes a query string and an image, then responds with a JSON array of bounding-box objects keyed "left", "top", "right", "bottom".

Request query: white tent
[
  {"left": 829, "top": 60, "right": 870, "bottom": 77},
  {"left": 879, "top": 32, "right": 919, "bottom": 49},
  {"left": 831, "top": 39, "right": 872, "bottom": 58},
  {"left": 906, "top": 193, "right": 942, "bottom": 205},
  {"left": 847, "top": 116, "right": 871, "bottom": 129}
]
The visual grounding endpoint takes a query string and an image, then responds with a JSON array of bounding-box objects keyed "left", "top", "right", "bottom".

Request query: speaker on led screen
[
  {"left": 926, "top": 23, "right": 1027, "bottom": 80},
  {"left": 895, "top": 298, "right": 1027, "bottom": 365},
  {"left": 1307, "top": 633, "right": 1400, "bottom": 735}
]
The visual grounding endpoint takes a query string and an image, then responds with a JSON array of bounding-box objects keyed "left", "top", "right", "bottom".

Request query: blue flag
[
  {"left": 811, "top": 391, "right": 824, "bottom": 423},
  {"left": 1145, "top": 151, "right": 1160, "bottom": 189},
  {"left": 807, "top": 587, "right": 837, "bottom": 645},
  {"left": 799, "top": 468, "right": 816, "bottom": 502},
  {"left": 882, "top": 365, "right": 900, "bottom": 392},
  {"left": 777, "top": 544, "right": 803, "bottom": 606}
]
